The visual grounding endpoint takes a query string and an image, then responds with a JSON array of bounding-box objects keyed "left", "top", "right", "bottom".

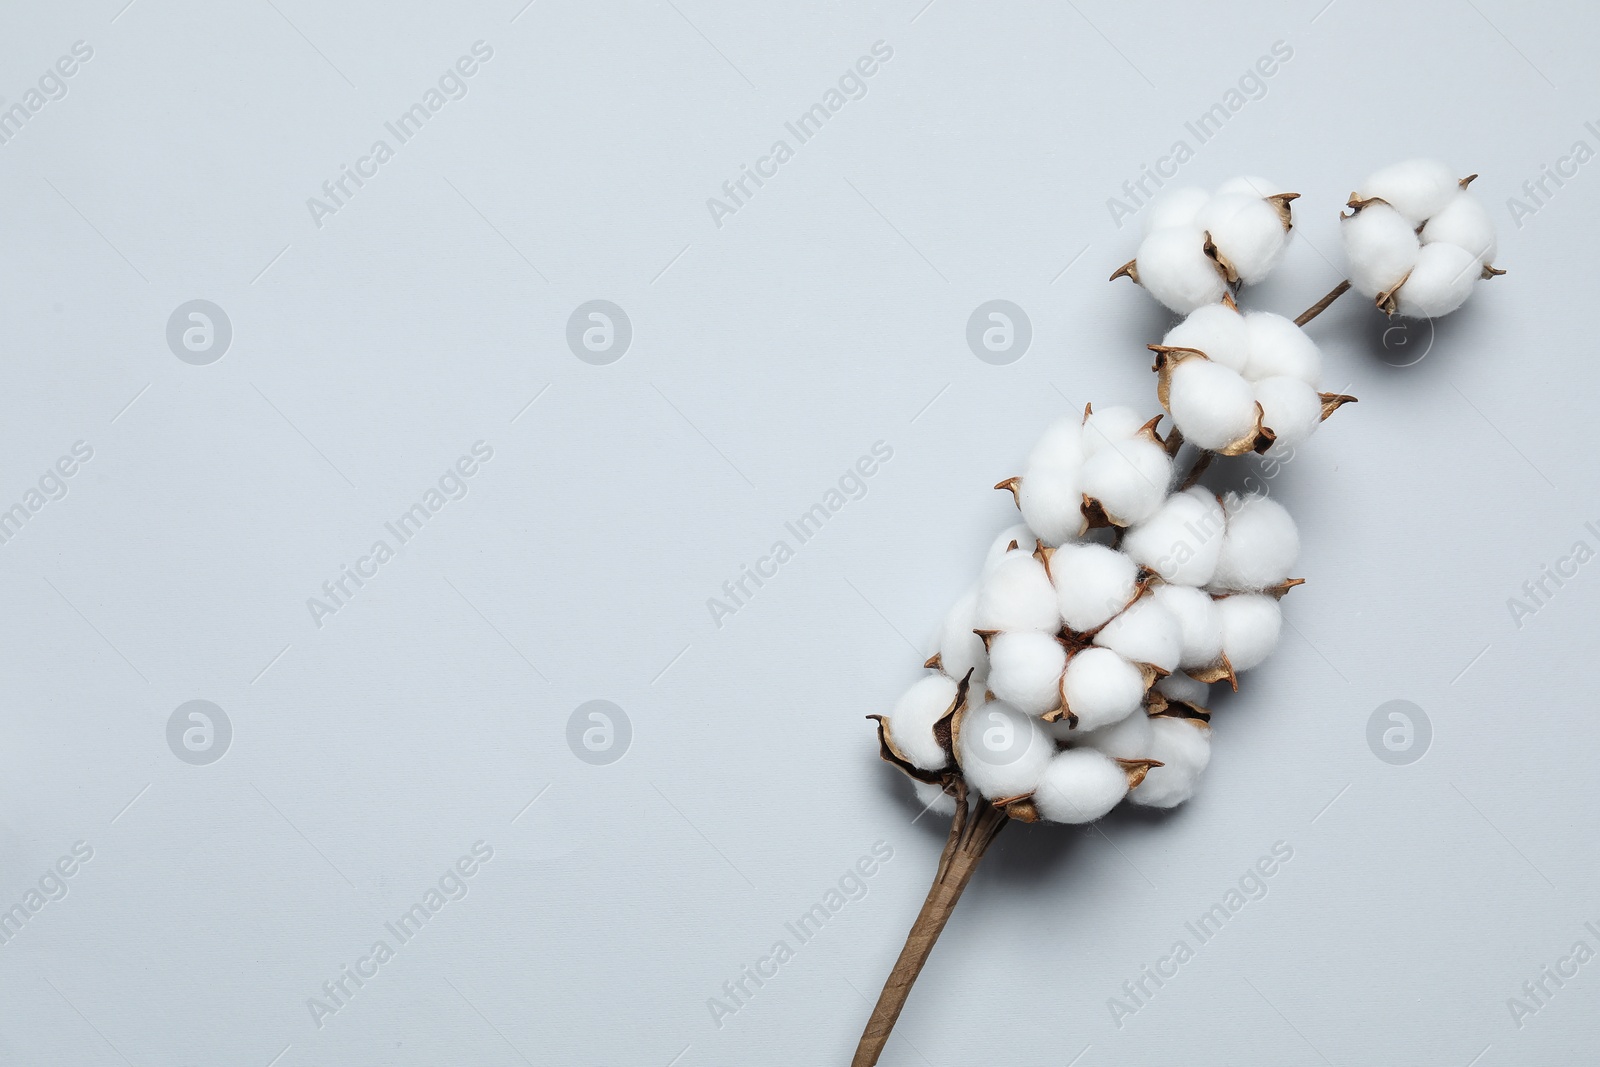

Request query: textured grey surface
[{"left": 0, "top": 0, "right": 1596, "bottom": 1064}]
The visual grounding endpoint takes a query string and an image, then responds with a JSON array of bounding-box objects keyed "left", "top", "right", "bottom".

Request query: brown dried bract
[
  {"left": 993, "top": 794, "right": 1042, "bottom": 823},
  {"left": 867, "top": 714, "right": 946, "bottom": 785},
  {"left": 1189, "top": 653, "right": 1239, "bottom": 692},
  {"left": 1110, "top": 259, "right": 1139, "bottom": 284},
  {"left": 1319, "top": 392, "right": 1358, "bottom": 421},
  {"left": 994, "top": 477, "right": 1022, "bottom": 508},
  {"left": 1264, "top": 577, "right": 1306, "bottom": 600},
  {"left": 1116, "top": 758, "right": 1164, "bottom": 790},
  {"left": 923, "top": 652, "right": 943, "bottom": 670},
  {"left": 1203, "top": 232, "right": 1240, "bottom": 285},
  {"left": 1266, "top": 192, "right": 1300, "bottom": 230},
  {"left": 1482, "top": 263, "right": 1506, "bottom": 278},
  {"left": 1375, "top": 272, "right": 1410, "bottom": 316}
]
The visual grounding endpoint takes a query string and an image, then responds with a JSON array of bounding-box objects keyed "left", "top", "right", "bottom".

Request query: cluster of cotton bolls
[
  {"left": 1113, "top": 177, "right": 1298, "bottom": 313},
  {"left": 1341, "top": 159, "right": 1503, "bottom": 318},
  {"left": 872, "top": 405, "right": 1303, "bottom": 824},
  {"left": 1153, "top": 296, "right": 1354, "bottom": 454}
]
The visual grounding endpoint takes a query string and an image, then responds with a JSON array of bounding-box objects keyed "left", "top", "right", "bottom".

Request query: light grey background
[{"left": 0, "top": 0, "right": 1594, "bottom": 1064}]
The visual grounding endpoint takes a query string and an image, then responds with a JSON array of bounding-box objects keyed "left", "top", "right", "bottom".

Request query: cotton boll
[
  {"left": 1421, "top": 191, "right": 1497, "bottom": 263},
  {"left": 1394, "top": 241, "right": 1480, "bottom": 319},
  {"left": 889, "top": 674, "right": 959, "bottom": 770},
  {"left": 1051, "top": 542, "right": 1139, "bottom": 632},
  {"left": 936, "top": 585, "right": 988, "bottom": 684},
  {"left": 1027, "top": 415, "right": 1088, "bottom": 471},
  {"left": 1080, "top": 438, "right": 1172, "bottom": 526},
  {"left": 1034, "top": 748, "right": 1130, "bottom": 824},
  {"left": 1130, "top": 718, "right": 1212, "bottom": 808},
  {"left": 1093, "top": 595, "right": 1183, "bottom": 673},
  {"left": 1199, "top": 194, "right": 1289, "bottom": 284},
  {"left": 1135, "top": 225, "right": 1227, "bottom": 313},
  {"left": 974, "top": 551, "right": 1060, "bottom": 633},
  {"left": 1215, "top": 175, "right": 1282, "bottom": 198},
  {"left": 1142, "top": 186, "right": 1210, "bottom": 236},
  {"left": 1019, "top": 467, "right": 1084, "bottom": 546},
  {"left": 1218, "top": 593, "right": 1282, "bottom": 671},
  {"left": 1253, "top": 376, "right": 1323, "bottom": 450},
  {"left": 1149, "top": 583, "right": 1224, "bottom": 670},
  {"left": 1081, "top": 406, "right": 1145, "bottom": 456},
  {"left": 1074, "top": 705, "right": 1154, "bottom": 760},
  {"left": 987, "top": 632, "right": 1067, "bottom": 717},
  {"left": 1166, "top": 357, "right": 1259, "bottom": 451},
  {"left": 1163, "top": 302, "right": 1250, "bottom": 373},
  {"left": 1242, "top": 312, "right": 1321, "bottom": 384},
  {"left": 1122, "top": 487, "right": 1226, "bottom": 588},
  {"left": 1342, "top": 201, "right": 1421, "bottom": 298},
  {"left": 1356, "top": 158, "right": 1459, "bottom": 226},
  {"left": 984, "top": 524, "right": 1037, "bottom": 574},
  {"left": 1061, "top": 647, "right": 1147, "bottom": 730},
  {"left": 1211, "top": 493, "right": 1299, "bottom": 592},
  {"left": 1156, "top": 672, "right": 1209, "bottom": 706},
  {"left": 956, "top": 699, "right": 1054, "bottom": 800},
  {"left": 912, "top": 779, "right": 957, "bottom": 817}
]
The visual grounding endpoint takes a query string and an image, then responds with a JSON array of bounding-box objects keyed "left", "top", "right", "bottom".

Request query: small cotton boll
[
  {"left": 1122, "top": 487, "right": 1225, "bottom": 588},
  {"left": 1163, "top": 302, "right": 1250, "bottom": 373},
  {"left": 1142, "top": 186, "right": 1210, "bottom": 237},
  {"left": 1130, "top": 718, "right": 1212, "bottom": 808},
  {"left": 889, "top": 674, "right": 959, "bottom": 770},
  {"left": 1215, "top": 175, "right": 1282, "bottom": 198},
  {"left": 1342, "top": 201, "right": 1422, "bottom": 298},
  {"left": 1252, "top": 376, "right": 1323, "bottom": 450},
  {"left": 1019, "top": 466, "right": 1084, "bottom": 546},
  {"left": 1356, "top": 158, "right": 1459, "bottom": 226},
  {"left": 974, "top": 551, "right": 1060, "bottom": 633},
  {"left": 1218, "top": 593, "right": 1282, "bottom": 671},
  {"left": 936, "top": 585, "right": 988, "bottom": 684},
  {"left": 1156, "top": 672, "right": 1209, "bottom": 706},
  {"left": 987, "top": 632, "right": 1067, "bottom": 717},
  {"left": 1094, "top": 595, "right": 1183, "bottom": 673},
  {"left": 1080, "top": 406, "right": 1145, "bottom": 456},
  {"left": 1150, "top": 583, "right": 1224, "bottom": 670},
  {"left": 1051, "top": 542, "right": 1139, "bottom": 632},
  {"left": 1080, "top": 438, "right": 1172, "bottom": 526},
  {"left": 1421, "top": 190, "right": 1497, "bottom": 264},
  {"left": 1026, "top": 415, "right": 1088, "bottom": 471},
  {"left": 1166, "top": 358, "right": 1259, "bottom": 451},
  {"left": 1061, "top": 647, "right": 1147, "bottom": 730},
  {"left": 1034, "top": 748, "right": 1129, "bottom": 824},
  {"left": 956, "top": 699, "right": 1054, "bottom": 800},
  {"left": 1242, "top": 312, "right": 1322, "bottom": 384},
  {"left": 1135, "top": 225, "right": 1227, "bottom": 313},
  {"left": 1394, "top": 241, "right": 1480, "bottom": 319},
  {"left": 912, "top": 779, "right": 957, "bottom": 817},
  {"left": 984, "top": 524, "right": 1037, "bottom": 574},
  {"left": 1211, "top": 493, "right": 1299, "bottom": 592},
  {"left": 1199, "top": 194, "right": 1289, "bottom": 285},
  {"left": 1074, "top": 704, "right": 1153, "bottom": 760}
]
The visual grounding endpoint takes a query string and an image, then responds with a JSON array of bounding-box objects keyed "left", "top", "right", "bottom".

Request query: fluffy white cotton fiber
[
  {"left": 987, "top": 632, "right": 1068, "bottom": 717},
  {"left": 1149, "top": 583, "right": 1224, "bottom": 670},
  {"left": 1199, "top": 193, "right": 1289, "bottom": 284},
  {"left": 1421, "top": 191, "right": 1496, "bottom": 264},
  {"left": 957, "top": 699, "right": 1054, "bottom": 799},
  {"left": 1217, "top": 593, "right": 1282, "bottom": 671},
  {"left": 975, "top": 551, "right": 1061, "bottom": 633},
  {"left": 1051, "top": 542, "right": 1139, "bottom": 632},
  {"left": 912, "top": 778, "right": 957, "bottom": 816},
  {"left": 1167, "top": 357, "right": 1260, "bottom": 450},
  {"left": 1135, "top": 225, "right": 1227, "bottom": 313},
  {"left": 1080, "top": 438, "right": 1172, "bottom": 526},
  {"left": 1211, "top": 493, "right": 1299, "bottom": 592},
  {"left": 1074, "top": 704, "right": 1153, "bottom": 759},
  {"left": 1143, "top": 186, "right": 1210, "bottom": 236},
  {"left": 1061, "top": 646, "right": 1146, "bottom": 730},
  {"left": 1342, "top": 200, "right": 1421, "bottom": 298},
  {"left": 890, "top": 674, "right": 959, "bottom": 771},
  {"left": 1034, "top": 748, "right": 1130, "bottom": 823},
  {"left": 1253, "top": 376, "right": 1324, "bottom": 449},
  {"left": 1156, "top": 671, "right": 1209, "bottom": 707},
  {"left": 1129, "top": 718, "right": 1212, "bottom": 808},
  {"left": 1243, "top": 312, "right": 1321, "bottom": 384},
  {"left": 1123, "top": 487, "right": 1226, "bottom": 588},
  {"left": 1163, "top": 302, "right": 1250, "bottom": 373},
  {"left": 1394, "top": 241, "right": 1480, "bottom": 319},
  {"left": 1355, "top": 158, "right": 1459, "bottom": 227},
  {"left": 1094, "top": 594, "right": 1183, "bottom": 673}
]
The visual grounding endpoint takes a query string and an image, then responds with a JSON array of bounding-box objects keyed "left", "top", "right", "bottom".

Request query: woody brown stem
[
  {"left": 1178, "top": 449, "right": 1214, "bottom": 492},
  {"left": 852, "top": 791, "right": 1007, "bottom": 1067},
  {"left": 1294, "top": 279, "right": 1351, "bottom": 326}
]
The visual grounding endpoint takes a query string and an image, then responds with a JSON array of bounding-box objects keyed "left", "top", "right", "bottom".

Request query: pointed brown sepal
[
  {"left": 1079, "top": 494, "right": 1118, "bottom": 532},
  {"left": 930, "top": 672, "right": 968, "bottom": 761},
  {"left": 1375, "top": 272, "right": 1410, "bottom": 316},
  {"left": 994, "top": 794, "right": 1042, "bottom": 822},
  {"left": 995, "top": 477, "right": 1022, "bottom": 508},
  {"left": 1460, "top": 173, "right": 1479, "bottom": 189},
  {"left": 1153, "top": 699, "right": 1212, "bottom": 723},
  {"left": 1041, "top": 702, "right": 1079, "bottom": 729},
  {"left": 867, "top": 715, "right": 946, "bottom": 785},
  {"left": 1344, "top": 193, "right": 1389, "bottom": 216},
  {"left": 923, "top": 652, "right": 943, "bottom": 670},
  {"left": 1265, "top": 577, "right": 1306, "bottom": 600},
  {"left": 1135, "top": 661, "right": 1167, "bottom": 691},
  {"left": 1135, "top": 414, "right": 1165, "bottom": 447},
  {"left": 973, "top": 629, "right": 999, "bottom": 653},
  {"left": 1189, "top": 652, "right": 1238, "bottom": 692},
  {"left": 1221, "top": 290, "right": 1239, "bottom": 312},
  {"left": 1210, "top": 402, "right": 1275, "bottom": 457},
  {"left": 1318, "top": 392, "right": 1358, "bottom": 421},
  {"left": 1265, "top": 192, "right": 1300, "bottom": 230},
  {"left": 1116, "top": 758, "right": 1165, "bottom": 790},
  {"left": 1033, "top": 541, "right": 1055, "bottom": 576},
  {"left": 1110, "top": 258, "right": 1139, "bottom": 284},
  {"left": 1202, "top": 231, "right": 1240, "bottom": 284},
  {"left": 1082, "top": 401, "right": 1094, "bottom": 422},
  {"left": 1482, "top": 263, "right": 1506, "bottom": 279}
]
